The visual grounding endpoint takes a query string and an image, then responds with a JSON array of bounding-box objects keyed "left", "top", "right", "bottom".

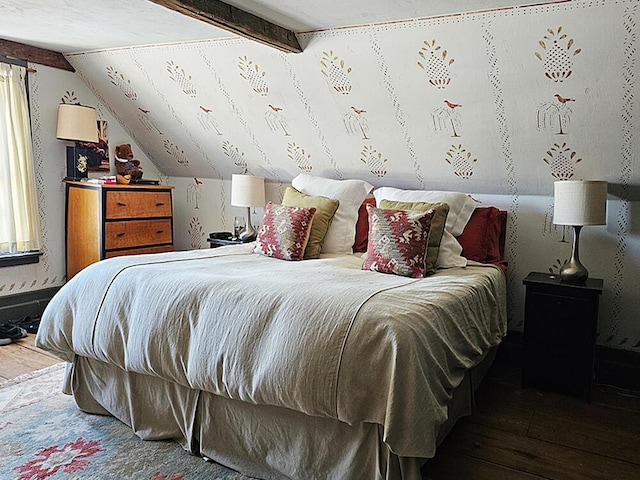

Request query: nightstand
[
  {"left": 207, "top": 238, "right": 243, "bottom": 248},
  {"left": 522, "top": 272, "right": 603, "bottom": 402}
]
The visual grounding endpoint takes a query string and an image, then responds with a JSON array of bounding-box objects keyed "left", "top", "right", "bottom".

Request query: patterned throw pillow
[
  {"left": 378, "top": 199, "right": 450, "bottom": 275},
  {"left": 363, "top": 205, "right": 435, "bottom": 278},
  {"left": 254, "top": 203, "right": 317, "bottom": 261}
]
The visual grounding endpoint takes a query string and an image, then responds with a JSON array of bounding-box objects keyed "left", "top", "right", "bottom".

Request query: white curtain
[{"left": 0, "top": 63, "right": 41, "bottom": 254}]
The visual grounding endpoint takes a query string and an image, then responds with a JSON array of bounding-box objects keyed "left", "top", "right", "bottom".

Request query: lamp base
[
  {"left": 560, "top": 258, "right": 588, "bottom": 285},
  {"left": 239, "top": 206, "right": 257, "bottom": 242},
  {"left": 560, "top": 225, "right": 588, "bottom": 285},
  {"left": 239, "top": 229, "right": 257, "bottom": 243},
  {"left": 66, "top": 145, "right": 89, "bottom": 180}
]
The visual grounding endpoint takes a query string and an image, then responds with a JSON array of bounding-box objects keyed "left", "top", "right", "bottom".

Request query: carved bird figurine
[
  {"left": 554, "top": 94, "right": 575, "bottom": 104},
  {"left": 351, "top": 106, "right": 366, "bottom": 114},
  {"left": 199, "top": 106, "right": 213, "bottom": 113},
  {"left": 444, "top": 100, "right": 462, "bottom": 109},
  {"left": 268, "top": 104, "right": 283, "bottom": 112}
]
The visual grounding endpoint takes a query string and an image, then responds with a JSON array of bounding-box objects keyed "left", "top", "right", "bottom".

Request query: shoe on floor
[
  {"left": 0, "top": 323, "right": 28, "bottom": 341},
  {"left": 0, "top": 337, "right": 11, "bottom": 346},
  {"left": 8, "top": 316, "right": 40, "bottom": 334}
]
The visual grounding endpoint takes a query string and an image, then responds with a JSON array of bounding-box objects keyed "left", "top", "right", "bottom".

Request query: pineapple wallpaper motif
[
  {"left": 167, "top": 61, "right": 197, "bottom": 97},
  {"left": 222, "top": 140, "right": 247, "bottom": 172},
  {"left": 106, "top": 66, "right": 137, "bottom": 100},
  {"left": 321, "top": 50, "right": 352, "bottom": 95},
  {"left": 445, "top": 144, "right": 477, "bottom": 179},
  {"left": 543, "top": 142, "right": 582, "bottom": 179},
  {"left": 188, "top": 217, "right": 205, "bottom": 249},
  {"left": 287, "top": 142, "right": 313, "bottom": 172},
  {"left": 360, "top": 146, "right": 388, "bottom": 178},
  {"left": 417, "top": 39, "right": 455, "bottom": 89},
  {"left": 535, "top": 26, "right": 581, "bottom": 82},
  {"left": 2, "top": 0, "right": 640, "bottom": 352},
  {"left": 238, "top": 56, "right": 269, "bottom": 96}
]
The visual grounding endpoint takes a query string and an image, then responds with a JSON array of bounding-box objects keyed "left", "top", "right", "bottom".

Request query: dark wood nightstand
[
  {"left": 206, "top": 238, "right": 243, "bottom": 248},
  {"left": 522, "top": 272, "right": 603, "bottom": 402}
]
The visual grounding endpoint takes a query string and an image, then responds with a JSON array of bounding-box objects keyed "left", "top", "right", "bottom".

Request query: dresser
[{"left": 65, "top": 181, "right": 174, "bottom": 279}]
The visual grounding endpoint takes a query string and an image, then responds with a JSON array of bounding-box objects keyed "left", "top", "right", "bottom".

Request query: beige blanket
[{"left": 37, "top": 244, "right": 506, "bottom": 458}]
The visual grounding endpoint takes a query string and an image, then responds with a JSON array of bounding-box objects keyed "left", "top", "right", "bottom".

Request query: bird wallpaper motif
[
  {"left": 537, "top": 94, "right": 574, "bottom": 135},
  {"left": 2, "top": 0, "right": 640, "bottom": 352}
]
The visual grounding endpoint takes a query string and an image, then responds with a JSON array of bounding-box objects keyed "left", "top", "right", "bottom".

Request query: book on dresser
[{"left": 64, "top": 180, "right": 174, "bottom": 279}]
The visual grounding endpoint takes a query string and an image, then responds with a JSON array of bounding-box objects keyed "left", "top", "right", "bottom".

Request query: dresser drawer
[
  {"left": 104, "top": 245, "right": 173, "bottom": 258},
  {"left": 105, "top": 191, "right": 172, "bottom": 219},
  {"left": 105, "top": 219, "right": 173, "bottom": 250}
]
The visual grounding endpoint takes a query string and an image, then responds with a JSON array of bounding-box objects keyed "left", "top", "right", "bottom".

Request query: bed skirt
[{"left": 63, "top": 348, "right": 497, "bottom": 480}]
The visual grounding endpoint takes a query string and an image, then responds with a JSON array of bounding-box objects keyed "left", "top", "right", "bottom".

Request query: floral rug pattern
[{"left": 0, "top": 364, "right": 250, "bottom": 479}]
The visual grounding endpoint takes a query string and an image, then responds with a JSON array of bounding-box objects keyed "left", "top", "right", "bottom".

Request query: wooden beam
[
  {"left": 0, "top": 39, "right": 74, "bottom": 72},
  {"left": 149, "top": 0, "right": 302, "bottom": 53}
]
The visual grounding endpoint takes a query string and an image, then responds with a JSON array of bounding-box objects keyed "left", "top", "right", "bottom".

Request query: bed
[{"left": 36, "top": 176, "right": 508, "bottom": 480}]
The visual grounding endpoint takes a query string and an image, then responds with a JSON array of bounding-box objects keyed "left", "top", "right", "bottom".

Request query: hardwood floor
[
  {"left": 2, "top": 339, "right": 639, "bottom": 479},
  {"left": 0, "top": 334, "right": 60, "bottom": 382},
  {"left": 423, "top": 364, "right": 640, "bottom": 479}
]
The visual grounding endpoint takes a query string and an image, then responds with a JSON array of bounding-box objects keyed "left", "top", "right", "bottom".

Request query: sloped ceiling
[
  {"left": 0, "top": 0, "right": 233, "bottom": 53},
  {"left": 0, "top": 1, "right": 556, "bottom": 53}
]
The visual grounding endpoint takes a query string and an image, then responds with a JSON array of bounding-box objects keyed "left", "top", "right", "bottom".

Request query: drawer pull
[
  {"left": 117, "top": 202, "right": 127, "bottom": 207},
  {"left": 116, "top": 232, "right": 126, "bottom": 237},
  {"left": 156, "top": 202, "right": 165, "bottom": 207},
  {"left": 156, "top": 230, "right": 164, "bottom": 234}
]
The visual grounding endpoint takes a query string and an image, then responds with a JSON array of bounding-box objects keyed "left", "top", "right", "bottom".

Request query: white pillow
[
  {"left": 292, "top": 173, "right": 373, "bottom": 254},
  {"left": 373, "top": 186, "right": 477, "bottom": 268}
]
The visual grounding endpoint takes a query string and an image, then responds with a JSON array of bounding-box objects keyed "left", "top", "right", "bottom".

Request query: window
[{"left": 0, "top": 58, "right": 41, "bottom": 267}]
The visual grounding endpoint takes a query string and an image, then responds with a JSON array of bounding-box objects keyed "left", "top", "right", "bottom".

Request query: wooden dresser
[{"left": 65, "top": 181, "right": 174, "bottom": 279}]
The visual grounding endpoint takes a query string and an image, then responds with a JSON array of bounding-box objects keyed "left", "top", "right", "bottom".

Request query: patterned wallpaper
[{"left": 2, "top": 0, "right": 638, "bottom": 352}]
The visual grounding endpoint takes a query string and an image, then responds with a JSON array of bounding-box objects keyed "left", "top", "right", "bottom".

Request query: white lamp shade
[
  {"left": 56, "top": 104, "right": 98, "bottom": 142},
  {"left": 231, "top": 174, "right": 266, "bottom": 207},
  {"left": 553, "top": 180, "right": 607, "bottom": 226}
]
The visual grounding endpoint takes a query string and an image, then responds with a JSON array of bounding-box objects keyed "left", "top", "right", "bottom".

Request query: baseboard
[
  {"left": 0, "top": 287, "right": 60, "bottom": 323},
  {"left": 496, "top": 330, "right": 640, "bottom": 392}
]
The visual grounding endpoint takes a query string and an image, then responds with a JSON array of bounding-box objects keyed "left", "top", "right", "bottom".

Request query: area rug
[{"left": 0, "top": 363, "right": 251, "bottom": 479}]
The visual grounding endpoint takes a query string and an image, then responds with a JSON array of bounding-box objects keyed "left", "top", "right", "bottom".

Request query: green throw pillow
[
  {"left": 282, "top": 186, "right": 340, "bottom": 259},
  {"left": 379, "top": 199, "right": 450, "bottom": 275}
]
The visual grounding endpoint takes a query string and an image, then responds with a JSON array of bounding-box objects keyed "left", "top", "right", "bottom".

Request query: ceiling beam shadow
[
  {"left": 149, "top": 0, "right": 302, "bottom": 53},
  {"left": 0, "top": 38, "right": 74, "bottom": 72}
]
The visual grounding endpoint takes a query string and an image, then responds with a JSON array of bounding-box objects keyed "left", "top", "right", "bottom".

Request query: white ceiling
[{"left": 0, "top": 0, "right": 560, "bottom": 54}]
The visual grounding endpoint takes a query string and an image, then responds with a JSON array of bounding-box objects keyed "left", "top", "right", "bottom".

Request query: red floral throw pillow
[
  {"left": 362, "top": 205, "right": 435, "bottom": 278},
  {"left": 254, "top": 203, "right": 317, "bottom": 261}
]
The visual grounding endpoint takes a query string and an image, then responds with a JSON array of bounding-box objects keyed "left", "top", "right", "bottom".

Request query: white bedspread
[{"left": 36, "top": 243, "right": 507, "bottom": 458}]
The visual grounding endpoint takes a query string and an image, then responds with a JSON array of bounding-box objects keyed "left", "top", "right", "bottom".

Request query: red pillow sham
[
  {"left": 353, "top": 196, "right": 376, "bottom": 252},
  {"left": 457, "top": 206, "right": 507, "bottom": 267}
]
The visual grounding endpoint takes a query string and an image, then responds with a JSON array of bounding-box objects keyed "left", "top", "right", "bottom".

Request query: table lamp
[
  {"left": 56, "top": 104, "right": 98, "bottom": 180},
  {"left": 553, "top": 180, "right": 607, "bottom": 284},
  {"left": 231, "top": 174, "right": 265, "bottom": 242}
]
